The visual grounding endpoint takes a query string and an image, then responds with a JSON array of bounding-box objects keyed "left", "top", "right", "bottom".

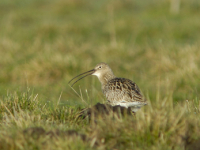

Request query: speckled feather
[{"left": 103, "top": 78, "right": 145, "bottom": 106}]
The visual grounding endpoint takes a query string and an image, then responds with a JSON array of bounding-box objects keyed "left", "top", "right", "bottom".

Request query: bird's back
[{"left": 103, "top": 78, "right": 147, "bottom": 109}]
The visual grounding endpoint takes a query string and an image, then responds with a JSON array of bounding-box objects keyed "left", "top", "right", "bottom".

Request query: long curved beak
[{"left": 68, "top": 69, "right": 95, "bottom": 87}]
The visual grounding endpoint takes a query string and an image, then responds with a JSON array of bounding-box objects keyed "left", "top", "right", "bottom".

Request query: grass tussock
[{"left": 0, "top": 90, "right": 200, "bottom": 149}]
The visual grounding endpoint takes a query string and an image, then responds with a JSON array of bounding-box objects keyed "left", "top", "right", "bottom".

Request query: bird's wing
[{"left": 104, "top": 78, "right": 146, "bottom": 103}]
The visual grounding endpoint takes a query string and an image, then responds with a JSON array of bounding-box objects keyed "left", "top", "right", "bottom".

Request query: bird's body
[
  {"left": 69, "top": 62, "right": 147, "bottom": 112},
  {"left": 103, "top": 78, "right": 146, "bottom": 112}
]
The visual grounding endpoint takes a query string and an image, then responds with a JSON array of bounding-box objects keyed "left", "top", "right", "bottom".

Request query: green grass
[{"left": 0, "top": 0, "right": 200, "bottom": 149}]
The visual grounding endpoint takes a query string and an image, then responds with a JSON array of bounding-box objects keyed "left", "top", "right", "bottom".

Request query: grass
[{"left": 0, "top": 0, "right": 200, "bottom": 149}]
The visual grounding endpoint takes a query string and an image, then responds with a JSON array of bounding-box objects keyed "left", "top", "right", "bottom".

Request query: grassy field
[{"left": 0, "top": 0, "right": 200, "bottom": 149}]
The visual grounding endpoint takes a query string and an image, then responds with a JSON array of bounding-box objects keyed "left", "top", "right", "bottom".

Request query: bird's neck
[{"left": 98, "top": 72, "right": 115, "bottom": 87}]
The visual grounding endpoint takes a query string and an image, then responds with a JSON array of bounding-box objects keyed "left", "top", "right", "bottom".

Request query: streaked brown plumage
[{"left": 69, "top": 62, "right": 147, "bottom": 112}]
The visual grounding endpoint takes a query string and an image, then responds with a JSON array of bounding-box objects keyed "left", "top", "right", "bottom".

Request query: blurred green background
[{"left": 0, "top": 0, "right": 200, "bottom": 107}]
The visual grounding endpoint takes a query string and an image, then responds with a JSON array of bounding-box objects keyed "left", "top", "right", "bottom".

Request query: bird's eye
[{"left": 99, "top": 66, "right": 102, "bottom": 69}]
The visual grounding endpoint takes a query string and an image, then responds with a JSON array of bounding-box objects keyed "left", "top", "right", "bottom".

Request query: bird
[{"left": 68, "top": 62, "right": 147, "bottom": 112}]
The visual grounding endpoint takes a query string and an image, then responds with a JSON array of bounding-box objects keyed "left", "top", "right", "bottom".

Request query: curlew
[{"left": 69, "top": 62, "right": 147, "bottom": 112}]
